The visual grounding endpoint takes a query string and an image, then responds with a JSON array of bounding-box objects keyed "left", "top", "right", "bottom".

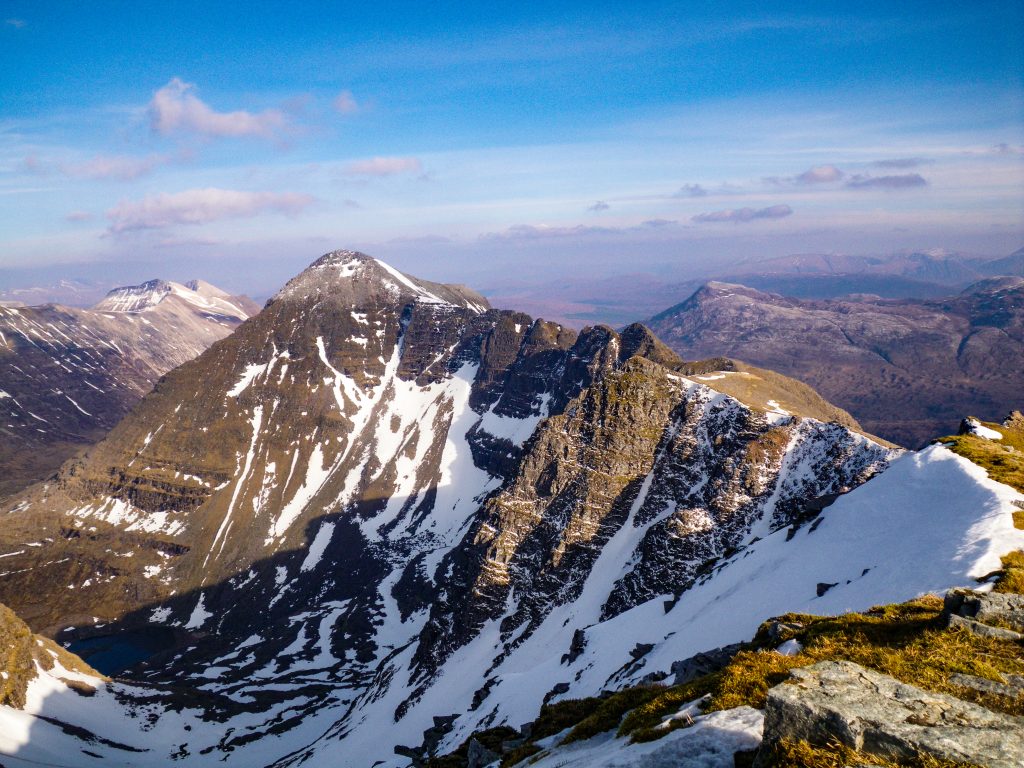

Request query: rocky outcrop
[
  {"left": 946, "top": 613, "right": 1024, "bottom": 642},
  {"left": 0, "top": 601, "right": 101, "bottom": 709},
  {"left": 670, "top": 643, "right": 745, "bottom": 686},
  {"left": 945, "top": 587, "right": 1024, "bottom": 633},
  {"left": 759, "top": 661, "right": 1024, "bottom": 768}
]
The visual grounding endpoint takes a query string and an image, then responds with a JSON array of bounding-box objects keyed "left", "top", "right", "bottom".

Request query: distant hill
[
  {"left": 0, "top": 279, "right": 258, "bottom": 496},
  {"left": 648, "top": 276, "right": 1024, "bottom": 447}
]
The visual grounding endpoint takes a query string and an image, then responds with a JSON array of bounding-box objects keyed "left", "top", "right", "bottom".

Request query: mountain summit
[
  {"left": 0, "top": 250, "right": 1020, "bottom": 767},
  {"left": 273, "top": 249, "right": 489, "bottom": 310},
  {"left": 94, "top": 277, "right": 258, "bottom": 318}
]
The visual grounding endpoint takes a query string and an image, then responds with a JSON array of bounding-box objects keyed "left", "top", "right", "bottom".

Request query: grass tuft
[
  {"left": 617, "top": 673, "right": 721, "bottom": 741},
  {"left": 559, "top": 686, "right": 661, "bottom": 745},
  {"left": 759, "top": 738, "right": 983, "bottom": 767},
  {"left": 1013, "top": 508, "right": 1024, "bottom": 530},
  {"left": 993, "top": 550, "right": 1024, "bottom": 593}
]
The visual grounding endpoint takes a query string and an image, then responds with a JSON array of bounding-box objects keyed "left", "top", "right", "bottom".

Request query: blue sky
[{"left": 1, "top": 1, "right": 1022, "bottom": 299}]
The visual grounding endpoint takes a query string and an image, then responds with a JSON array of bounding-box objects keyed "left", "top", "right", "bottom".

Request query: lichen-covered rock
[{"left": 759, "top": 661, "right": 1024, "bottom": 768}]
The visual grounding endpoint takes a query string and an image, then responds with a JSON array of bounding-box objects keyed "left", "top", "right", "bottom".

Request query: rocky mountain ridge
[
  {"left": 0, "top": 250, "right": 1020, "bottom": 767},
  {"left": 0, "top": 278, "right": 258, "bottom": 497},
  {"left": 647, "top": 277, "right": 1024, "bottom": 447}
]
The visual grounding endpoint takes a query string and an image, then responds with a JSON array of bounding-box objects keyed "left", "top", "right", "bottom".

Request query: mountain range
[
  {"left": 0, "top": 278, "right": 257, "bottom": 497},
  {"left": 486, "top": 247, "right": 1024, "bottom": 328},
  {"left": 0, "top": 250, "right": 1020, "bottom": 767},
  {"left": 647, "top": 276, "right": 1024, "bottom": 447}
]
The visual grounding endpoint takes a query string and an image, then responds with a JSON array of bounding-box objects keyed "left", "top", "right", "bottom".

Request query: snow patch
[
  {"left": 185, "top": 595, "right": 212, "bottom": 629},
  {"left": 965, "top": 418, "right": 1002, "bottom": 440}
]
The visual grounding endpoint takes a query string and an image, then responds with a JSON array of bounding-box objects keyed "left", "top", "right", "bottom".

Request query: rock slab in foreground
[{"left": 759, "top": 660, "right": 1024, "bottom": 768}]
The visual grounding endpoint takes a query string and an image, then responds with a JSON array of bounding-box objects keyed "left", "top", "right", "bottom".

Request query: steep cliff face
[
  {"left": 0, "top": 278, "right": 256, "bottom": 497},
  {"left": 0, "top": 250, "right": 1019, "bottom": 768}
]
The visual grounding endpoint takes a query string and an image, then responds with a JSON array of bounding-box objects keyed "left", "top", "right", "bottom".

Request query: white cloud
[
  {"left": 692, "top": 204, "right": 793, "bottom": 223},
  {"left": 5, "top": 18, "right": 26, "bottom": 29},
  {"left": 148, "top": 78, "right": 288, "bottom": 139},
  {"left": 588, "top": 200, "right": 610, "bottom": 211},
  {"left": 106, "top": 188, "right": 313, "bottom": 233},
  {"left": 333, "top": 90, "right": 359, "bottom": 115},
  {"left": 483, "top": 219, "right": 681, "bottom": 241},
  {"left": 65, "top": 211, "right": 93, "bottom": 222},
  {"left": 343, "top": 156, "right": 423, "bottom": 176}
]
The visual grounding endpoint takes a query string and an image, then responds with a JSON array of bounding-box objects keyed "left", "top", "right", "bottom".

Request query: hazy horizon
[{"left": 2, "top": 2, "right": 1023, "bottom": 309}]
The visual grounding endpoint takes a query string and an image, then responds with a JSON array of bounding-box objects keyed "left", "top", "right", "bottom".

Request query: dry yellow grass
[
  {"left": 760, "top": 738, "right": 982, "bottom": 768},
  {"left": 937, "top": 417, "right": 1024, "bottom": 494}
]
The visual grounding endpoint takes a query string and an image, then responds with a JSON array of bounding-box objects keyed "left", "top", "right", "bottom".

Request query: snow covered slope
[
  {"left": 0, "top": 250, "right": 1020, "bottom": 767},
  {"left": 0, "top": 278, "right": 258, "bottom": 496}
]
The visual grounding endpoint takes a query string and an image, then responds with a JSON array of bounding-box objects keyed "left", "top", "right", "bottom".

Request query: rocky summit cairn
[{"left": 759, "top": 660, "right": 1024, "bottom": 768}]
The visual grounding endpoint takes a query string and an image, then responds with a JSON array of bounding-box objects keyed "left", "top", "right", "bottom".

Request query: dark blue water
[{"left": 66, "top": 630, "right": 175, "bottom": 675}]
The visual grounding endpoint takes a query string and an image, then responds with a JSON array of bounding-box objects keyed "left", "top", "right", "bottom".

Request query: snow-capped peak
[
  {"left": 93, "top": 279, "right": 253, "bottom": 319},
  {"left": 273, "top": 248, "right": 490, "bottom": 313},
  {"left": 94, "top": 279, "right": 174, "bottom": 312}
]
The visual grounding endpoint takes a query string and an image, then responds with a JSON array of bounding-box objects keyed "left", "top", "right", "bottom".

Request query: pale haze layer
[{"left": 1, "top": 1, "right": 1022, "bottom": 311}]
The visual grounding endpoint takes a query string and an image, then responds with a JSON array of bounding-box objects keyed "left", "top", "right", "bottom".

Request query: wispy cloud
[
  {"left": 387, "top": 234, "right": 453, "bottom": 245},
  {"left": 65, "top": 211, "right": 93, "bottom": 222},
  {"left": 155, "top": 236, "right": 224, "bottom": 248},
  {"left": 148, "top": 78, "right": 288, "bottom": 139},
  {"left": 673, "top": 183, "right": 708, "bottom": 198},
  {"left": 992, "top": 143, "right": 1023, "bottom": 155},
  {"left": 333, "top": 90, "right": 360, "bottom": 115},
  {"left": 483, "top": 219, "right": 682, "bottom": 241},
  {"left": 588, "top": 200, "right": 610, "bottom": 211},
  {"left": 5, "top": 18, "right": 26, "bottom": 29},
  {"left": 482, "top": 224, "right": 618, "bottom": 241},
  {"left": 795, "top": 164, "right": 843, "bottom": 184},
  {"left": 767, "top": 165, "right": 843, "bottom": 186},
  {"left": 20, "top": 152, "right": 170, "bottom": 181},
  {"left": 845, "top": 173, "right": 927, "bottom": 189},
  {"left": 343, "top": 156, "right": 423, "bottom": 176},
  {"left": 61, "top": 153, "right": 169, "bottom": 181},
  {"left": 872, "top": 157, "right": 930, "bottom": 169},
  {"left": 106, "top": 188, "right": 313, "bottom": 233},
  {"left": 692, "top": 204, "right": 793, "bottom": 223}
]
